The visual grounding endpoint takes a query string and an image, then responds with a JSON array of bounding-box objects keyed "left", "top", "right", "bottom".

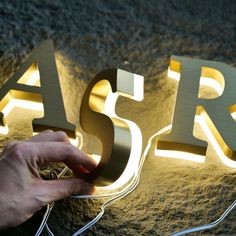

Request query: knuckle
[
  {"left": 4, "top": 141, "right": 17, "bottom": 151},
  {"left": 42, "top": 129, "right": 54, "bottom": 134},
  {"left": 61, "top": 143, "right": 72, "bottom": 163},
  {"left": 67, "top": 181, "right": 78, "bottom": 196},
  {"left": 65, "top": 142, "right": 75, "bottom": 155},
  {"left": 34, "top": 195, "right": 46, "bottom": 210},
  {"left": 55, "top": 131, "right": 69, "bottom": 142},
  {"left": 9, "top": 142, "right": 28, "bottom": 158}
]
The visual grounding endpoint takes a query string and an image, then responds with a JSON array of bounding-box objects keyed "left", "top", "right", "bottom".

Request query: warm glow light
[
  {"left": 90, "top": 154, "right": 101, "bottom": 165},
  {"left": 0, "top": 66, "right": 75, "bottom": 141},
  {"left": 167, "top": 66, "right": 224, "bottom": 96},
  {"left": 155, "top": 149, "right": 205, "bottom": 163},
  {"left": 83, "top": 70, "right": 144, "bottom": 189},
  {"left": 155, "top": 115, "right": 236, "bottom": 167},
  {"left": 0, "top": 124, "right": 9, "bottom": 135},
  {"left": 156, "top": 67, "right": 236, "bottom": 167},
  {"left": 196, "top": 115, "right": 236, "bottom": 168},
  {"left": 199, "top": 77, "right": 223, "bottom": 96},
  {"left": 133, "top": 74, "right": 144, "bottom": 101},
  {"left": 25, "top": 70, "right": 40, "bottom": 86},
  {"left": 2, "top": 99, "right": 43, "bottom": 117},
  {"left": 167, "top": 67, "right": 180, "bottom": 81},
  {"left": 231, "top": 112, "right": 236, "bottom": 120},
  {"left": 99, "top": 91, "right": 142, "bottom": 190},
  {"left": 69, "top": 136, "right": 79, "bottom": 147},
  {"left": 0, "top": 69, "right": 43, "bottom": 135},
  {"left": 16, "top": 68, "right": 77, "bottom": 145},
  {"left": 155, "top": 123, "right": 206, "bottom": 163}
]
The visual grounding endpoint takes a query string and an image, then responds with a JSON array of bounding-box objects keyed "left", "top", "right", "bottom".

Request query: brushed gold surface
[
  {"left": 157, "top": 55, "right": 236, "bottom": 161},
  {"left": 80, "top": 69, "right": 143, "bottom": 186},
  {"left": 0, "top": 40, "right": 76, "bottom": 138}
]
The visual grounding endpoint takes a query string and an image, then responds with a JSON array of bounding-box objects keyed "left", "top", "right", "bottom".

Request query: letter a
[{"left": 0, "top": 40, "right": 76, "bottom": 138}]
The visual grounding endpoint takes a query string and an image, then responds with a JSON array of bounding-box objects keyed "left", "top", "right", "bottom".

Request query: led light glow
[
  {"left": 155, "top": 149, "right": 205, "bottom": 163},
  {"left": 0, "top": 68, "right": 42, "bottom": 135},
  {"left": 83, "top": 69, "right": 144, "bottom": 190},
  {"left": 167, "top": 66, "right": 224, "bottom": 96},
  {"left": 196, "top": 115, "right": 236, "bottom": 168},
  {"left": 155, "top": 115, "right": 236, "bottom": 167},
  {"left": 0, "top": 124, "right": 9, "bottom": 135},
  {"left": 156, "top": 66, "right": 236, "bottom": 167},
  {"left": 101, "top": 91, "right": 142, "bottom": 190},
  {"left": 24, "top": 70, "right": 40, "bottom": 86},
  {"left": 17, "top": 64, "right": 41, "bottom": 86},
  {"left": 0, "top": 66, "right": 76, "bottom": 143},
  {"left": 2, "top": 99, "right": 43, "bottom": 117},
  {"left": 230, "top": 112, "right": 236, "bottom": 120},
  {"left": 90, "top": 154, "right": 101, "bottom": 165},
  {"left": 69, "top": 135, "right": 79, "bottom": 147}
]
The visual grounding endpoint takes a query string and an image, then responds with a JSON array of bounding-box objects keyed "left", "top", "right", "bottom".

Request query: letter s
[{"left": 80, "top": 68, "right": 144, "bottom": 188}]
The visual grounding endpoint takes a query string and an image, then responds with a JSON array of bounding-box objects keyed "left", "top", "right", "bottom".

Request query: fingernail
[{"left": 78, "top": 165, "right": 90, "bottom": 173}]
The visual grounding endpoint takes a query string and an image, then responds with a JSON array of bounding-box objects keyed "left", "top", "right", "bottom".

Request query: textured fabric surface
[{"left": 1, "top": 0, "right": 236, "bottom": 235}]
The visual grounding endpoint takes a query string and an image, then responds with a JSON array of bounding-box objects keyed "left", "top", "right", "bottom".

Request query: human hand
[{"left": 0, "top": 130, "right": 97, "bottom": 230}]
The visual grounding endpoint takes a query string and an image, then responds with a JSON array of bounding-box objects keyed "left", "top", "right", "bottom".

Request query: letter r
[{"left": 157, "top": 55, "right": 236, "bottom": 161}]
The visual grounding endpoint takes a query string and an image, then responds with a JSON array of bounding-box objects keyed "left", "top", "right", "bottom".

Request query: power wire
[
  {"left": 35, "top": 127, "right": 236, "bottom": 236},
  {"left": 171, "top": 200, "right": 236, "bottom": 236}
]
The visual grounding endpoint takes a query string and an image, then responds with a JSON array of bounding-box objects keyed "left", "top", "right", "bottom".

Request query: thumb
[{"left": 35, "top": 178, "right": 94, "bottom": 204}]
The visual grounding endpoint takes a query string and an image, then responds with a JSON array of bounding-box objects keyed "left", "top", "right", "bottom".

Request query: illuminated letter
[
  {"left": 0, "top": 40, "right": 76, "bottom": 138},
  {"left": 156, "top": 55, "right": 236, "bottom": 164},
  {"left": 80, "top": 69, "right": 144, "bottom": 188}
]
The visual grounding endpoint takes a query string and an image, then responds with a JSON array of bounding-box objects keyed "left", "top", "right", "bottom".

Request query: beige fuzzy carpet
[{"left": 1, "top": 0, "right": 236, "bottom": 235}]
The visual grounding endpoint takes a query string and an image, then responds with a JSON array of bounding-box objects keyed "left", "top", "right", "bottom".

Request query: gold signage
[
  {"left": 156, "top": 56, "right": 236, "bottom": 168},
  {"left": 0, "top": 40, "right": 78, "bottom": 143},
  {"left": 80, "top": 68, "right": 143, "bottom": 187},
  {"left": 2, "top": 41, "right": 236, "bottom": 188}
]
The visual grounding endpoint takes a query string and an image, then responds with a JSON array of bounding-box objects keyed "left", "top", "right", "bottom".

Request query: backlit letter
[
  {"left": 0, "top": 40, "right": 76, "bottom": 138},
  {"left": 80, "top": 68, "right": 144, "bottom": 188},
  {"left": 156, "top": 55, "right": 236, "bottom": 165}
]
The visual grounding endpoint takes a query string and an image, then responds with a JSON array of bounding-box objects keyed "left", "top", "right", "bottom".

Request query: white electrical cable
[
  {"left": 171, "top": 200, "right": 236, "bottom": 236},
  {"left": 45, "top": 223, "right": 54, "bottom": 236},
  {"left": 35, "top": 129, "right": 156, "bottom": 236},
  {"left": 70, "top": 131, "right": 159, "bottom": 236},
  {"left": 34, "top": 164, "right": 69, "bottom": 236},
  {"left": 34, "top": 136, "right": 82, "bottom": 236},
  {"left": 34, "top": 203, "right": 54, "bottom": 236},
  {"left": 35, "top": 126, "right": 236, "bottom": 236}
]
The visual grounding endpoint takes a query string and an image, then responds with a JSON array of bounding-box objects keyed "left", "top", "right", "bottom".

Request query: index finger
[{"left": 25, "top": 142, "right": 97, "bottom": 172}]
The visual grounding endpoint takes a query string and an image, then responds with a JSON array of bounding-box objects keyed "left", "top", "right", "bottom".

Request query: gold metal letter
[
  {"left": 156, "top": 55, "right": 236, "bottom": 164},
  {"left": 80, "top": 68, "right": 144, "bottom": 187},
  {"left": 0, "top": 40, "right": 76, "bottom": 138}
]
